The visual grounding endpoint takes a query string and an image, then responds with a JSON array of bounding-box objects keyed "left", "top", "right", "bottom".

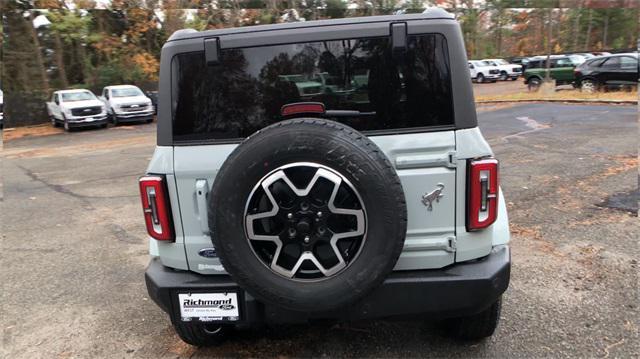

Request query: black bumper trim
[
  {"left": 145, "top": 245, "right": 510, "bottom": 325},
  {"left": 114, "top": 113, "right": 154, "bottom": 122},
  {"left": 67, "top": 118, "right": 108, "bottom": 128}
]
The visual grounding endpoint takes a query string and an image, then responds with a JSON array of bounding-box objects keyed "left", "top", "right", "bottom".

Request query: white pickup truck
[
  {"left": 99, "top": 85, "right": 154, "bottom": 125},
  {"left": 46, "top": 89, "right": 108, "bottom": 131},
  {"left": 468, "top": 60, "right": 500, "bottom": 83},
  {"left": 482, "top": 58, "right": 523, "bottom": 81}
]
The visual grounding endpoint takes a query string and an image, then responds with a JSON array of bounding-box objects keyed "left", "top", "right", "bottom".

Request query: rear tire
[
  {"left": 527, "top": 77, "right": 541, "bottom": 91},
  {"left": 477, "top": 73, "right": 485, "bottom": 83},
  {"left": 171, "top": 319, "right": 228, "bottom": 347},
  {"left": 580, "top": 79, "right": 597, "bottom": 93},
  {"left": 441, "top": 297, "right": 502, "bottom": 340}
]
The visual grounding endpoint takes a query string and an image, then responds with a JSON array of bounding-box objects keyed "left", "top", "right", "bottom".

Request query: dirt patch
[
  {"left": 3, "top": 135, "right": 155, "bottom": 159},
  {"left": 510, "top": 224, "right": 563, "bottom": 257},
  {"left": 476, "top": 88, "right": 638, "bottom": 103},
  {"left": 475, "top": 103, "right": 517, "bottom": 113},
  {"left": 2, "top": 124, "right": 62, "bottom": 141},
  {"left": 601, "top": 155, "right": 637, "bottom": 177}
]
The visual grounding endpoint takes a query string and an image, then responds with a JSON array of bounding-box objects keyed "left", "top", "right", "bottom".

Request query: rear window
[{"left": 172, "top": 34, "right": 453, "bottom": 142}]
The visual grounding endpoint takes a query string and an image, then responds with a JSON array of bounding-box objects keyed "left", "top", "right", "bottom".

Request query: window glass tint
[
  {"left": 601, "top": 57, "right": 621, "bottom": 69},
  {"left": 527, "top": 60, "right": 543, "bottom": 68},
  {"left": 554, "top": 58, "right": 573, "bottom": 67},
  {"left": 61, "top": 91, "right": 95, "bottom": 102},
  {"left": 588, "top": 58, "right": 606, "bottom": 67},
  {"left": 620, "top": 56, "right": 638, "bottom": 70},
  {"left": 112, "top": 87, "right": 143, "bottom": 97},
  {"left": 172, "top": 34, "right": 453, "bottom": 142}
]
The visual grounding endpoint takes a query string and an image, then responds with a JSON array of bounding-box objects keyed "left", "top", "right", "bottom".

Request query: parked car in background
[
  {"left": 0, "top": 89, "right": 4, "bottom": 129},
  {"left": 145, "top": 91, "right": 158, "bottom": 114},
  {"left": 482, "top": 58, "right": 522, "bottom": 80},
  {"left": 508, "top": 56, "right": 527, "bottom": 66},
  {"left": 99, "top": 85, "right": 154, "bottom": 125},
  {"left": 278, "top": 74, "right": 324, "bottom": 97},
  {"left": 573, "top": 52, "right": 596, "bottom": 60},
  {"left": 574, "top": 53, "right": 639, "bottom": 92},
  {"left": 46, "top": 89, "right": 108, "bottom": 131},
  {"left": 523, "top": 55, "right": 581, "bottom": 91},
  {"left": 567, "top": 54, "right": 589, "bottom": 65},
  {"left": 468, "top": 60, "right": 500, "bottom": 83}
]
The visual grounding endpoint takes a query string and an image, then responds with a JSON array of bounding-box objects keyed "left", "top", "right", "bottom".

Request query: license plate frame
[{"left": 177, "top": 291, "right": 241, "bottom": 322}]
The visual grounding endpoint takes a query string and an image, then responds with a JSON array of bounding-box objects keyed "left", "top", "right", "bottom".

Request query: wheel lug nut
[
  {"left": 288, "top": 228, "right": 297, "bottom": 237},
  {"left": 300, "top": 202, "right": 309, "bottom": 211},
  {"left": 287, "top": 213, "right": 293, "bottom": 219},
  {"left": 317, "top": 211, "right": 323, "bottom": 218},
  {"left": 304, "top": 236, "right": 310, "bottom": 243},
  {"left": 317, "top": 226, "right": 326, "bottom": 235}
]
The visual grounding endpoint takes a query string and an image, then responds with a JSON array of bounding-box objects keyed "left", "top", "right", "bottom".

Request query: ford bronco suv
[{"left": 142, "top": 9, "right": 511, "bottom": 347}]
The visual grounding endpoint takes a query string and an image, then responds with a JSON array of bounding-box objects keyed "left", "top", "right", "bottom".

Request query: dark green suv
[{"left": 524, "top": 56, "right": 582, "bottom": 90}]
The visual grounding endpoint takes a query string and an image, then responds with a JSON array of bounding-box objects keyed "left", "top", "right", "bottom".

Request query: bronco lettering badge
[{"left": 422, "top": 183, "right": 444, "bottom": 211}]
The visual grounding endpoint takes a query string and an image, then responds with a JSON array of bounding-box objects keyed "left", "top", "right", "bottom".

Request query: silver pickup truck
[{"left": 46, "top": 89, "right": 108, "bottom": 131}]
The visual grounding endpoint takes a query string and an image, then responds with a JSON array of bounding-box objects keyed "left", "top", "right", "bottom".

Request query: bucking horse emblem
[{"left": 422, "top": 183, "right": 445, "bottom": 211}]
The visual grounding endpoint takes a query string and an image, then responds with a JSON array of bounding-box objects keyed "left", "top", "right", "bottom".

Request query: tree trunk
[
  {"left": 572, "top": 2, "right": 583, "bottom": 51},
  {"left": 53, "top": 33, "right": 69, "bottom": 88},
  {"left": 495, "top": 9, "right": 503, "bottom": 56},
  {"left": 27, "top": 12, "right": 50, "bottom": 92},
  {"left": 584, "top": 8, "right": 593, "bottom": 50},
  {"left": 602, "top": 9, "right": 609, "bottom": 49},
  {"left": 545, "top": 8, "right": 552, "bottom": 82},
  {"left": 75, "top": 39, "right": 87, "bottom": 84}
]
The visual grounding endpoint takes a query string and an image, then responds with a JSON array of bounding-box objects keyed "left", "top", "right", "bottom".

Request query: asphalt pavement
[{"left": 1, "top": 103, "right": 638, "bottom": 358}]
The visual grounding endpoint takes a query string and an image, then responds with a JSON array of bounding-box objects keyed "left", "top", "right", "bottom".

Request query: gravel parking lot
[{"left": 2, "top": 103, "right": 638, "bottom": 358}]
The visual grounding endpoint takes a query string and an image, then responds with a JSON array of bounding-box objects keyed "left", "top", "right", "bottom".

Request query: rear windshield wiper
[{"left": 324, "top": 110, "right": 376, "bottom": 117}]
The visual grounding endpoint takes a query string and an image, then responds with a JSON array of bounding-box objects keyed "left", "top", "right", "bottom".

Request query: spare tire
[{"left": 208, "top": 118, "right": 407, "bottom": 312}]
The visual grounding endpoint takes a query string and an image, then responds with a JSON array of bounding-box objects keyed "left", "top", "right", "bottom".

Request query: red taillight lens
[
  {"left": 139, "top": 175, "right": 175, "bottom": 241},
  {"left": 281, "top": 102, "right": 326, "bottom": 117},
  {"left": 467, "top": 158, "right": 499, "bottom": 231}
]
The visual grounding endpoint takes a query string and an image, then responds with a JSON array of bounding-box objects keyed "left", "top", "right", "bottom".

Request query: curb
[{"left": 476, "top": 99, "right": 637, "bottom": 105}]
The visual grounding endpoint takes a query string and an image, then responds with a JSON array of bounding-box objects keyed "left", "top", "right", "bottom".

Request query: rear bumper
[{"left": 146, "top": 245, "right": 510, "bottom": 326}]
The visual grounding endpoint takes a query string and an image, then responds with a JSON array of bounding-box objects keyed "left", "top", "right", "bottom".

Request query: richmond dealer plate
[{"left": 178, "top": 292, "right": 240, "bottom": 322}]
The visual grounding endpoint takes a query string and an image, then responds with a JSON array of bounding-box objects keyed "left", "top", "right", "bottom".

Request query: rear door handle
[{"left": 195, "top": 179, "right": 210, "bottom": 234}]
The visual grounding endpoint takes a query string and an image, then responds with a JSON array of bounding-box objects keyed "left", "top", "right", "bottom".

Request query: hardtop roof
[{"left": 167, "top": 10, "right": 454, "bottom": 42}]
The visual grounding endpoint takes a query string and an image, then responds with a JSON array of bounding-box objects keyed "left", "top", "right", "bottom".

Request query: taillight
[
  {"left": 281, "top": 102, "right": 325, "bottom": 117},
  {"left": 467, "top": 158, "right": 499, "bottom": 231},
  {"left": 139, "top": 175, "right": 175, "bottom": 241}
]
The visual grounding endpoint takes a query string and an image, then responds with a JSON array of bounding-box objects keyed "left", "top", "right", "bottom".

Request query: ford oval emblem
[
  {"left": 198, "top": 248, "right": 217, "bottom": 258},
  {"left": 218, "top": 304, "right": 235, "bottom": 310}
]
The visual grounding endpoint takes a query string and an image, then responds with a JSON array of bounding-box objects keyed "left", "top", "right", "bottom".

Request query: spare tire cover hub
[{"left": 245, "top": 162, "right": 367, "bottom": 280}]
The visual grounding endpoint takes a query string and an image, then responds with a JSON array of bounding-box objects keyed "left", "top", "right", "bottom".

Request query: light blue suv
[{"left": 140, "top": 10, "right": 511, "bottom": 346}]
